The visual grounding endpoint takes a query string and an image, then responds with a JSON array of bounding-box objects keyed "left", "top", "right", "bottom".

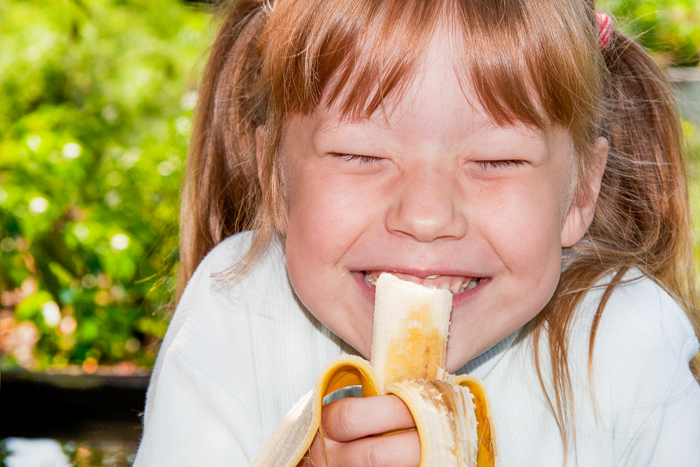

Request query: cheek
[
  {"left": 476, "top": 181, "right": 564, "bottom": 264},
  {"left": 284, "top": 166, "right": 381, "bottom": 306},
  {"left": 286, "top": 170, "right": 375, "bottom": 262},
  {"left": 283, "top": 169, "right": 379, "bottom": 357},
  {"left": 475, "top": 183, "right": 564, "bottom": 308}
]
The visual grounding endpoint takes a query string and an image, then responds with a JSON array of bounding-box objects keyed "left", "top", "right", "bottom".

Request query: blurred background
[{"left": 1, "top": 0, "right": 699, "bottom": 465}]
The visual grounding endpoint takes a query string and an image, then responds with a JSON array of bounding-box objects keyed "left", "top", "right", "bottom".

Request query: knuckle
[
  {"left": 336, "top": 401, "right": 354, "bottom": 439},
  {"left": 323, "top": 399, "right": 355, "bottom": 442}
]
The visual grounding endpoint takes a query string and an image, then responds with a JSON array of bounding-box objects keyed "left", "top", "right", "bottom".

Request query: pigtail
[
  {"left": 586, "top": 27, "right": 699, "bottom": 373},
  {"left": 591, "top": 28, "right": 699, "bottom": 372},
  {"left": 530, "top": 24, "right": 700, "bottom": 456},
  {"left": 177, "top": 0, "right": 269, "bottom": 300},
  {"left": 595, "top": 30, "right": 693, "bottom": 294}
]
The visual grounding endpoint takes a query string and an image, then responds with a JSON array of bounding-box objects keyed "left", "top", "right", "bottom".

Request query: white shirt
[{"left": 135, "top": 231, "right": 700, "bottom": 466}]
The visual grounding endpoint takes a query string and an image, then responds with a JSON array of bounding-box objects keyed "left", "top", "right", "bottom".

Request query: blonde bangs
[
  {"left": 259, "top": 0, "right": 448, "bottom": 118},
  {"left": 259, "top": 0, "right": 605, "bottom": 156},
  {"left": 454, "top": 0, "right": 604, "bottom": 151}
]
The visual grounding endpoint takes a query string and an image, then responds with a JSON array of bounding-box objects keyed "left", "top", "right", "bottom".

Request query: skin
[{"left": 257, "top": 35, "right": 607, "bottom": 467}]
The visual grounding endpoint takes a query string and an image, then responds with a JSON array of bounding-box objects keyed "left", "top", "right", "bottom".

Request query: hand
[{"left": 299, "top": 395, "right": 421, "bottom": 467}]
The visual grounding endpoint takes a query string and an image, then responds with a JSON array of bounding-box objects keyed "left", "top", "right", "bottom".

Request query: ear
[
  {"left": 255, "top": 125, "right": 266, "bottom": 192},
  {"left": 560, "top": 137, "right": 608, "bottom": 247}
]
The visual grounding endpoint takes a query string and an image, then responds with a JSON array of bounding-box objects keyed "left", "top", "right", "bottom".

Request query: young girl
[{"left": 135, "top": 0, "right": 700, "bottom": 465}]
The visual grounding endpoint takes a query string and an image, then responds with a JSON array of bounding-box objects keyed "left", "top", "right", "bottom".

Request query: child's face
[{"left": 273, "top": 41, "right": 602, "bottom": 371}]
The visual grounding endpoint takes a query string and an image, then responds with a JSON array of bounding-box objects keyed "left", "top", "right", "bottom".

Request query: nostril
[
  {"left": 384, "top": 171, "right": 467, "bottom": 242},
  {"left": 386, "top": 198, "right": 467, "bottom": 242}
]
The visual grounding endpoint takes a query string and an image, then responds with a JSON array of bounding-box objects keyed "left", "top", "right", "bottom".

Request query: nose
[{"left": 385, "top": 167, "right": 467, "bottom": 242}]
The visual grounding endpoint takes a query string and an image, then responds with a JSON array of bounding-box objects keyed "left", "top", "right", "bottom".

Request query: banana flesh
[
  {"left": 250, "top": 273, "right": 498, "bottom": 467},
  {"left": 371, "top": 274, "right": 452, "bottom": 391}
]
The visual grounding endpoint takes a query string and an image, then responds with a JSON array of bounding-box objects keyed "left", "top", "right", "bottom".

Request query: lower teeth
[{"left": 458, "top": 278, "right": 480, "bottom": 293}]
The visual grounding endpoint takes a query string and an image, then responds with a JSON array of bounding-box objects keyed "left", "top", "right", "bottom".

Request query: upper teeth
[{"left": 364, "top": 272, "right": 479, "bottom": 294}]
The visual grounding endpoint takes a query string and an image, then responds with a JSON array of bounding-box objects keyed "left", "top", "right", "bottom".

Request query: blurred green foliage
[
  {"left": 1, "top": 0, "right": 699, "bottom": 372},
  {"left": 601, "top": 0, "right": 700, "bottom": 66},
  {"left": 0, "top": 0, "right": 210, "bottom": 370}
]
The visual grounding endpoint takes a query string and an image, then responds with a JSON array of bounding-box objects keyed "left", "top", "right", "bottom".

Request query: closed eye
[
  {"left": 475, "top": 160, "right": 526, "bottom": 169},
  {"left": 335, "top": 153, "right": 382, "bottom": 165}
]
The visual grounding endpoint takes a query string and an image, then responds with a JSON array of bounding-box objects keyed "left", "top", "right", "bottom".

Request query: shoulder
[
  {"left": 164, "top": 231, "right": 262, "bottom": 337},
  {"left": 197, "top": 230, "right": 256, "bottom": 274},
  {"left": 570, "top": 272, "right": 700, "bottom": 464},
  {"left": 574, "top": 270, "right": 698, "bottom": 364},
  {"left": 569, "top": 270, "right": 699, "bottom": 418},
  {"left": 152, "top": 231, "right": 352, "bottom": 435},
  {"left": 190, "top": 230, "right": 259, "bottom": 285},
  {"left": 178, "top": 231, "right": 289, "bottom": 312},
  {"left": 168, "top": 230, "right": 293, "bottom": 347},
  {"left": 147, "top": 232, "right": 290, "bottom": 404}
]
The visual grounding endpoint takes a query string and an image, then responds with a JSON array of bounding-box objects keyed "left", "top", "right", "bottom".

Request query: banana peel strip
[{"left": 250, "top": 355, "right": 497, "bottom": 467}]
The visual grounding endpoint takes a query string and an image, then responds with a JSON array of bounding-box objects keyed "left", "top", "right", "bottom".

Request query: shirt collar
[{"left": 455, "top": 329, "right": 520, "bottom": 379}]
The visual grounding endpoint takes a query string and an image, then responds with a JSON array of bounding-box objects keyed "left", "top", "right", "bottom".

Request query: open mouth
[{"left": 362, "top": 271, "right": 481, "bottom": 295}]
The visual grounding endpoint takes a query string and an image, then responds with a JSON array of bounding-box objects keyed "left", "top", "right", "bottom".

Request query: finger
[
  {"left": 329, "top": 430, "right": 421, "bottom": 467},
  {"left": 303, "top": 430, "right": 337, "bottom": 467},
  {"left": 322, "top": 395, "right": 416, "bottom": 442}
]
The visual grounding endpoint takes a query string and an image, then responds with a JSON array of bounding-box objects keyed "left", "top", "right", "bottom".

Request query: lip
[{"left": 351, "top": 268, "right": 487, "bottom": 307}]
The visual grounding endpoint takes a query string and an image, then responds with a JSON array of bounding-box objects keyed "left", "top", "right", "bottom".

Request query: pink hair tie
[{"left": 596, "top": 12, "right": 613, "bottom": 50}]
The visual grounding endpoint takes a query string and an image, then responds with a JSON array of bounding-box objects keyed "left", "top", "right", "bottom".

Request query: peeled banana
[{"left": 251, "top": 273, "right": 498, "bottom": 467}]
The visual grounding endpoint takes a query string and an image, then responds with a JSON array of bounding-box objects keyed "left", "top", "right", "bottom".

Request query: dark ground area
[{"left": 1, "top": 369, "right": 148, "bottom": 442}]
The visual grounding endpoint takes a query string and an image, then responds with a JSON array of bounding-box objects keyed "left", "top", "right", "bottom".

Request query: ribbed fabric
[{"left": 135, "top": 232, "right": 700, "bottom": 466}]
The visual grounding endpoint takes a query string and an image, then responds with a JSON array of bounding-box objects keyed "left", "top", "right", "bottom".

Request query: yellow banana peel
[{"left": 251, "top": 273, "right": 498, "bottom": 467}]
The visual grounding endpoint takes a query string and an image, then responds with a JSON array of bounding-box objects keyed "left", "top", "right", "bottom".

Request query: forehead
[
  {"left": 263, "top": 0, "right": 600, "bottom": 150},
  {"left": 311, "top": 37, "right": 550, "bottom": 149}
]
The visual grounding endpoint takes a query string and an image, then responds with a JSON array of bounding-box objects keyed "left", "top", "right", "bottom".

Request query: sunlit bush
[
  {"left": 0, "top": 0, "right": 210, "bottom": 370},
  {"left": 601, "top": 0, "right": 700, "bottom": 66},
  {"left": 1, "top": 0, "right": 699, "bottom": 372}
]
